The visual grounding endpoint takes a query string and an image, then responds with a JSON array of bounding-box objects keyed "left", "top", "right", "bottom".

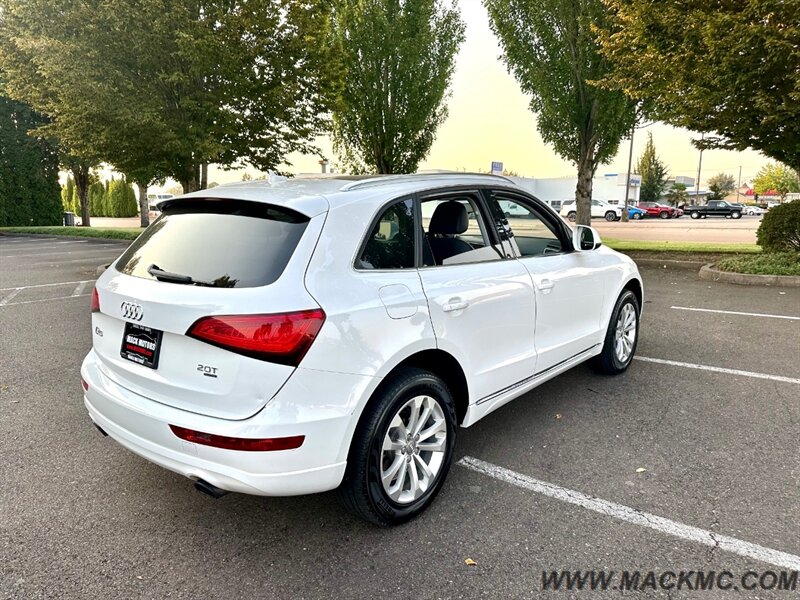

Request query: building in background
[{"left": 507, "top": 173, "right": 641, "bottom": 210}]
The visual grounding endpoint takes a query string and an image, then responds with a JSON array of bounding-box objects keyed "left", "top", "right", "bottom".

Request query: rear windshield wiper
[{"left": 147, "top": 264, "right": 216, "bottom": 287}]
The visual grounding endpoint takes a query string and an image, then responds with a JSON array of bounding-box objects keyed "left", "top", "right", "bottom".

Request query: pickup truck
[{"left": 684, "top": 200, "right": 743, "bottom": 219}]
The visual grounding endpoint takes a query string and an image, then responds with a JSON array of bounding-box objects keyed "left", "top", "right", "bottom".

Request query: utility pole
[
  {"left": 622, "top": 123, "right": 635, "bottom": 223},
  {"left": 695, "top": 133, "right": 705, "bottom": 201},
  {"left": 736, "top": 165, "right": 742, "bottom": 203}
]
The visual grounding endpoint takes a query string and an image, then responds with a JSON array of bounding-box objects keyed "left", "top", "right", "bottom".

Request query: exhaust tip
[{"left": 194, "top": 479, "right": 228, "bottom": 499}]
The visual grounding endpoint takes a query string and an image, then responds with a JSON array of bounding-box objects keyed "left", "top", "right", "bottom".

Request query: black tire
[
  {"left": 605, "top": 211, "right": 617, "bottom": 222},
  {"left": 336, "top": 367, "right": 457, "bottom": 526},
  {"left": 591, "top": 289, "right": 640, "bottom": 375},
  {"left": 567, "top": 211, "right": 577, "bottom": 222},
  {"left": 659, "top": 210, "right": 670, "bottom": 219},
  {"left": 690, "top": 211, "right": 700, "bottom": 219},
  {"left": 632, "top": 213, "right": 642, "bottom": 220},
  {"left": 731, "top": 211, "right": 741, "bottom": 219}
]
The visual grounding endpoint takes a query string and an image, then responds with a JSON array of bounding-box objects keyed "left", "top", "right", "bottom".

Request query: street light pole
[
  {"left": 736, "top": 165, "right": 742, "bottom": 203},
  {"left": 622, "top": 123, "right": 635, "bottom": 223}
]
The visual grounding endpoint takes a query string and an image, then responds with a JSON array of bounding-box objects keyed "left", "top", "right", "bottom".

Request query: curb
[
  {"left": 699, "top": 263, "right": 800, "bottom": 287},
  {"left": 631, "top": 258, "right": 706, "bottom": 271}
]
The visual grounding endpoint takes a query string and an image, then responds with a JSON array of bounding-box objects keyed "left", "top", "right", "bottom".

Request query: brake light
[
  {"left": 91, "top": 287, "right": 100, "bottom": 313},
  {"left": 186, "top": 309, "right": 325, "bottom": 366},
  {"left": 169, "top": 425, "right": 305, "bottom": 452},
  {"left": 81, "top": 377, "right": 89, "bottom": 391}
]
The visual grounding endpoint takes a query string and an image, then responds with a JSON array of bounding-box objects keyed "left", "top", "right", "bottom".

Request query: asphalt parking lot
[{"left": 1, "top": 235, "right": 799, "bottom": 599}]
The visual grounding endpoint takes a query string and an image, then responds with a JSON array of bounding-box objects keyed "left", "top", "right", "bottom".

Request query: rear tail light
[
  {"left": 81, "top": 377, "right": 89, "bottom": 392},
  {"left": 169, "top": 425, "right": 305, "bottom": 452},
  {"left": 91, "top": 287, "right": 100, "bottom": 313},
  {"left": 186, "top": 309, "right": 325, "bottom": 366}
]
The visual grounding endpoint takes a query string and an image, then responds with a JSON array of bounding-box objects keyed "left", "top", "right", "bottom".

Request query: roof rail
[{"left": 339, "top": 172, "right": 515, "bottom": 191}]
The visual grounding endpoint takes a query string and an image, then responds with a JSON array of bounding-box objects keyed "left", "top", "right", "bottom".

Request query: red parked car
[{"left": 637, "top": 202, "right": 680, "bottom": 219}]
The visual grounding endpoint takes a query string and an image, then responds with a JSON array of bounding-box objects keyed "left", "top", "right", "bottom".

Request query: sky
[{"left": 200, "top": 0, "right": 770, "bottom": 190}]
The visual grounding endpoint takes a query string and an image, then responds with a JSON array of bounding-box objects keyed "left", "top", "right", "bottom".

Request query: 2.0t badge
[{"left": 120, "top": 301, "right": 144, "bottom": 321}]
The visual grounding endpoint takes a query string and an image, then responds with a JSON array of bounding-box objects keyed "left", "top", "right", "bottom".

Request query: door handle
[
  {"left": 442, "top": 297, "right": 469, "bottom": 312},
  {"left": 537, "top": 279, "right": 555, "bottom": 294}
]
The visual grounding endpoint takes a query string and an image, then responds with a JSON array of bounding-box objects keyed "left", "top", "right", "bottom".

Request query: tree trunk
[
  {"left": 136, "top": 181, "right": 150, "bottom": 228},
  {"left": 200, "top": 163, "right": 208, "bottom": 190},
  {"left": 72, "top": 166, "right": 91, "bottom": 227},
  {"left": 179, "top": 168, "right": 199, "bottom": 194},
  {"left": 574, "top": 147, "right": 595, "bottom": 226}
]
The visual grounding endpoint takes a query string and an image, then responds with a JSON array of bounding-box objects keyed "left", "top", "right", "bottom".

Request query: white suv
[
  {"left": 560, "top": 199, "right": 622, "bottom": 222},
  {"left": 82, "top": 174, "right": 642, "bottom": 525}
]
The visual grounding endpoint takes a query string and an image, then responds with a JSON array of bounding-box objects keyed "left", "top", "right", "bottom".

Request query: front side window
[
  {"left": 487, "top": 192, "right": 564, "bottom": 257},
  {"left": 358, "top": 199, "right": 415, "bottom": 269}
]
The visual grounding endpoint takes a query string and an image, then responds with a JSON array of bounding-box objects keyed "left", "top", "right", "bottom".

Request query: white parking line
[
  {"left": 0, "top": 293, "right": 91, "bottom": 307},
  {"left": 0, "top": 288, "right": 22, "bottom": 306},
  {"left": 0, "top": 279, "right": 94, "bottom": 292},
  {"left": 72, "top": 281, "right": 88, "bottom": 296},
  {"left": 635, "top": 356, "right": 800, "bottom": 385},
  {"left": 458, "top": 456, "right": 800, "bottom": 571},
  {"left": 672, "top": 306, "right": 800, "bottom": 321}
]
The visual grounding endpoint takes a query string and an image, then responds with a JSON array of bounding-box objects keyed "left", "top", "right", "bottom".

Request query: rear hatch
[{"left": 91, "top": 198, "right": 326, "bottom": 420}]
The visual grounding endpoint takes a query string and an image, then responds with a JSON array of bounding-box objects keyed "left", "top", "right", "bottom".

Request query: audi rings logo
[{"left": 120, "top": 301, "right": 144, "bottom": 321}]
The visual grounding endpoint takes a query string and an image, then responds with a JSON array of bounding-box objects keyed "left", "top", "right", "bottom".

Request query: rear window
[{"left": 115, "top": 199, "right": 309, "bottom": 288}]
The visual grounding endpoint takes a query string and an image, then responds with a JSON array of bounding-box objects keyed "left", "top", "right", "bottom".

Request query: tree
[
  {"left": 707, "top": 173, "right": 736, "bottom": 201},
  {"left": 665, "top": 183, "right": 689, "bottom": 208},
  {"left": 753, "top": 163, "right": 800, "bottom": 203},
  {"left": 88, "top": 181, "right": 105, "bottom": 217},
  {"left": 485, "top": 0, "right": 637, "bottom": 225},
  {"left": 61, "top": 177, "right": 74, "bottom": 213},
  {"left": 0, "top": 0, "right": 341, "bottom": 207},
  {"left": 332, "top": 0, "right": 464, "bottom": 174},
  {"left": 597, "top": 0, "right": 800, "bottom": 173},
  {"left": 0, "top": 96, "right": 61, "bottom": 226},
  {"left": 636, "top": 132, "right": 668, "bottom": 203}
]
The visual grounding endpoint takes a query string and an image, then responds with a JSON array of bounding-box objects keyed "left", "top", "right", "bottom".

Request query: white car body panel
[
  {"left": 82, "top": 174, "right": 642, "bottom": 497},
  {"left": 418, "top": 260, "right": 537, "bottom": 404}
]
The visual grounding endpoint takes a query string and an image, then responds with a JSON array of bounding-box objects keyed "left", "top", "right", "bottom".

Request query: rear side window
[
  {"left": 358, "top": 199, "right": 415, "bottom": 269},
  {"left": 115, "top": 199, "right": 309, "bottom": 288}
]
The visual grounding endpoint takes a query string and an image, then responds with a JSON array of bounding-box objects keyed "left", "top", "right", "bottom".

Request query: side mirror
[{"left": 573, "top": 225, "right": 602, "bottom": 251}]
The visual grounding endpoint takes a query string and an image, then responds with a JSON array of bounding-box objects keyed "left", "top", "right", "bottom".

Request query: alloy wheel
[
  {"left": 380, "top": 395, "right": 447, "bottom": 505},
  {"left": 614, "top": 303, "right": 637, "bottom": 363}
]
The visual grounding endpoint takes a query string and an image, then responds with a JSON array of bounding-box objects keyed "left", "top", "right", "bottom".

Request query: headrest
[{"left": 429, "top": 201, "right": 469, "bottom": 235}]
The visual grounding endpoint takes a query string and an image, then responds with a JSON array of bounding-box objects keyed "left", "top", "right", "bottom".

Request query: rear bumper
[{"left": 81, "top": 350, "right": 378, "bottom": 496}]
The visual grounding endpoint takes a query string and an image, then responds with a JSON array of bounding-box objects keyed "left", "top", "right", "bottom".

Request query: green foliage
[
  {"left": 756, "top": 201, "right": 800, "bottom": 253},
  {"left": 0, "top": 97, "right": 61, "bottom": 226},
  {"left": 665, "top": 183, "right": 688, "bottom": 207},
  {"left": 752, "top": 163, "right": 800, "bottom": 202},
  {"left": 61, "top": 177, "right": 75, "bottom": 212},
  {"left": 707, "top": 173, "right": 736, "bottom": 201},
  {"left": 598, "top": 0, "right": 800, "bottom": 173},
  {"left": 717, "top": 253, "right": 800, "bottom": 276},
  {"left": 636, "top": 132, "right": 668, "bottom": 203},
  {"left": 88, "top": 181, "right": 105, "bottom": 216},
  {"left": 332, "top": 0, "right": 464, "bottom": 174},
  {"left": 484, "top": 0, "right": 636, "bottom": 225},
  {"left": 0, "top": 0, "right": 342, "bottom": 192}
]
